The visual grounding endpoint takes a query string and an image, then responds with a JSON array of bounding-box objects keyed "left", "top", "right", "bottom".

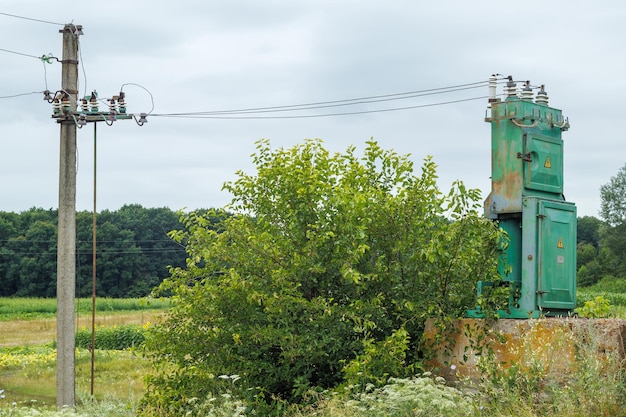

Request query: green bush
[
  {"left": 141, "top": 140, "right": 505, "bottom": 414},
  {"left": 575, "top": 295, "right": 612, "bottom": 318},
  {"left": 75, "top": 324, "right": 145, "bottom": 350}
]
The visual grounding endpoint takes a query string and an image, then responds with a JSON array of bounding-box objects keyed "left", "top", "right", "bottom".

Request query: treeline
[
  {"left": 577, "top": 215, "right": 626, "bottom": 286},
  {"left": 0, "top": 204, "right": 211, "bottom": 298},
  {"left": 0, "top": 204, "right": 620, "bottom": 298}
]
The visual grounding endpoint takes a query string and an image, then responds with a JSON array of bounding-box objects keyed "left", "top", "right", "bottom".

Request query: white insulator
[
  {"left": 109, "top": 99, "right": 117, "bottom": 113},
  {"left": 62, "top": 97, "right": 71, "bottom": 113},
  {"left": 81, "top": 99, "right": 89, "bottom": 113},
  {"left": 488, "top": 74, "right": 497, "bottom": 101},
  {"left": 505, "top": 81, "right": 517, "bottom": 98},
  {"left": 52, "top": 99, "right": 61, "bottom": 114},
  {"left": 521, "top": 86, "right": 533, "bottom": 101},
  {"left": 536, "top": 86, "right": 549, "bottom": 106}
]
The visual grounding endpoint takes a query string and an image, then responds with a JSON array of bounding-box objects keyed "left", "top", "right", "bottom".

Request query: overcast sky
[{"left": 1, "top": 0, "right": 625, "bottom": 218}]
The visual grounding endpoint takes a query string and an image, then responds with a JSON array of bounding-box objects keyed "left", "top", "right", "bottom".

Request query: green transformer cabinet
[{"left": 468, "top": 76, "right": 576, "bottom": 318}]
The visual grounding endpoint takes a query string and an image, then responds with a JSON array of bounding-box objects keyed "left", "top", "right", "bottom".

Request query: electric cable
[
  {"left": 148, "top": 78, "right": 509, "bottom": 120},
  {"left": 0, "top": 12, "right": 64, "bottom": 26},
  {"left": 153, "top": 95, "right": 491, "bottom": 120},
  {"left": 78, "top": 42, "right": 88, "bottom": 99},
  {"left": 0, "top": 47, "right": 57, "bottom": 99},
  {"left": 0, "top": 91, "right": 44, "bottom": 99},
  {"left": 0, "top": 47, "right": 43, "bottom": 60},
  {"left": 120, "top": 83, "right": 155, "bottom": 114},
  {"left": 178, "top": 85, "right": 488, "bottom": 116},
  {"left": 155, "top": 80, "right": 495, "bottom": 117}
]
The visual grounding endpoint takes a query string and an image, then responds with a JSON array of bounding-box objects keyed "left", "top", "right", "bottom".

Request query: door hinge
[{"left": 517, "top": 152, "right": 532, "bottom": 162}]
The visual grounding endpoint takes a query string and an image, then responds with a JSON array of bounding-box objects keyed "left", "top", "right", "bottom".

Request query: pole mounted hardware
[{"left": 46, "top": 89, "right": 149, "bottom": 127}]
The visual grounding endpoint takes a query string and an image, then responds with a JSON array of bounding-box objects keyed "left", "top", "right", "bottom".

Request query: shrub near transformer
[{"left": 141, "top": 139, "right": 505, "bottom": 413}]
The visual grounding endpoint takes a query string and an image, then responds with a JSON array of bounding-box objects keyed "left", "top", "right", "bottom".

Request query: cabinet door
[
  {"left": 537, "top": 201, "right": 576, "bottom": 310},
  {"left": 524, "top": 133, "right": 563, "bottom": 194}
]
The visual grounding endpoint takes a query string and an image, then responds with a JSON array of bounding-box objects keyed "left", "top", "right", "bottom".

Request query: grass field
[
  {"left": 0, "top": 297, "right": 167, "bottom": 412},
  {"left": 1, "top": 293, "right": 625, "bottom": 416}
]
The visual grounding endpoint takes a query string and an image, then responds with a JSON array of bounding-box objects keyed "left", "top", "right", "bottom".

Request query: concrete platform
[{"left": 423, "top": 318, "right": 626, "bottom": 380}]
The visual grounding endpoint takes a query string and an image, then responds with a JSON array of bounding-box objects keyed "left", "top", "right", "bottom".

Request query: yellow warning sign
[
  {"left": 544, "top": 157, "right": 552, "bottom": 169},
  {"left": 557, "top": 237, "right": 564, "bottom": 249}
]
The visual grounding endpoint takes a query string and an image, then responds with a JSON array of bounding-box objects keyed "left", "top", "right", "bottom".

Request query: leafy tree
[
  {"left": 76, "top": 206, "right": 187, "bottom": 298},
  {"left": 599, "top": 223, "right": 626, "bottom": 279},
  {"left": 0, "top": 209, "right": 57, "bottom": 297},
  {"left": 142, "top": 139, "right": 504, "bottom": 413},
  {"left": 577, "top": 216, "right": 602, "bottom": 247},
  {"left": 599, "top": 164, "right": 626, "bottom": 279},
  {"left": 0, "top": 212, "right": 19, "bottom": 296},
  {"left": 14, "top": 219, "right": 58, "bottom": 297},
  {"left": 0, "top": 206, "right": 186, "bottom": 298},
  {"left": 600, "top": 163, "right": 626, "bottom": 227}
]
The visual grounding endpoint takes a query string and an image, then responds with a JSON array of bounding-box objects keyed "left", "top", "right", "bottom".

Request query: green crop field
[{"left": 0, "top": 297, "right": 170, "bottom": 321}]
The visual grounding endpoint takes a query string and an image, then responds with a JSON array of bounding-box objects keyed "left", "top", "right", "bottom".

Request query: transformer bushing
[{"left": 468, "top": 76, "right": 576, "bottom": 319}]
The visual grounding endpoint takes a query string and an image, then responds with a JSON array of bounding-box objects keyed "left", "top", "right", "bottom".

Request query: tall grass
[{"left": 0, "top": 297, "right": 169, "bottom": 320}]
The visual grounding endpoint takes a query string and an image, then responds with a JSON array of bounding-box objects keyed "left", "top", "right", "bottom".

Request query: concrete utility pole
[
  {"left": 56, "top": 23, "right": 80, "bottom": 408},
  {"left": 48, "top": 23, "right": 146, "bottom": 407}
]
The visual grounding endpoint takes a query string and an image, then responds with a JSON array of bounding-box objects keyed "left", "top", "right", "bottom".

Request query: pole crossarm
[{"left": 47, "top": 90, "right": 148, "bottom": 126}]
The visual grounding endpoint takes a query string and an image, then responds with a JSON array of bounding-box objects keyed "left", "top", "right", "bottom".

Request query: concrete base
[{"left": 423, "top": 318, "right": 626, "bottom": 380}]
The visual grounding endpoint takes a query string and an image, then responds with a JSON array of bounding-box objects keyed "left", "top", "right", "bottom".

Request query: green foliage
[
  {"left": 600, "top": 162, "right": 626, "bottom": 227},
  {"left": 0, "top": 205, "right": 190, "bottom": 298},
  {"left": 75, "top": 324, "right": 145, "bottom": 350},
  {"left": 142, "top": 139, "right": 504, "bottom": 414},
  {"left": 575, "top": 215, "right": 624, "bottom": 287},
  {"left": 576, "top": 215, "right": 602, "bottom": 247},
  {"left": 342, "top": 328, "right": 412, "bottom": 388},
  {"left": 587, "top": 274, "right": 626, "bottom": 293},
  {"left": 577, "top": 276, "right": 626, "bottom": 313},
  {"left": 575, "top": 295, "right": 612, "bottom": 318},
  {"left": 597, "top": 163, "right": 626, "bottom": 279}
]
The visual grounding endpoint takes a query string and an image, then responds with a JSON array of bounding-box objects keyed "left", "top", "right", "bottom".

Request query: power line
[
  {"left": 153, "top": 95, "right": 490, "bottom": 120},
  {"left": 154, "top": 80, "right": 494, "bottom": 118},
  {"left": 0, "top": 91, "right": 43, "bottom": 99},
  {"left": 179, "top": 85, "right": 488, "bottom": 116},
  {"left": 148, "top": 78, "right": 509, "bottom": 120},
  {"left": 0, "top": 12, "right": 64, "bottom": 26},
  {"left": 0, "top": 47, "right": 58, "bottom": 98},
  {"left": 0, "top": 47, "right": 43, "bottom": 60}
]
